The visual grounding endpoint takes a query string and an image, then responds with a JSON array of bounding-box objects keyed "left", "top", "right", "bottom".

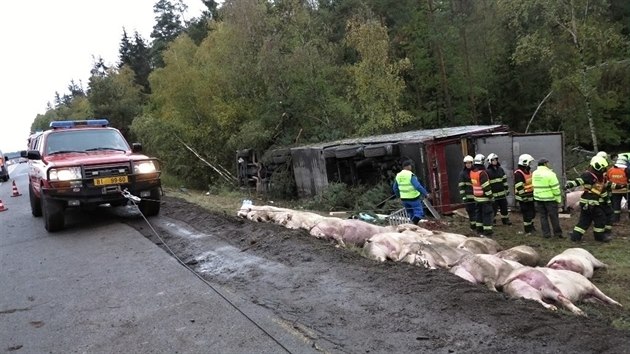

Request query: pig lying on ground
[
  {"left": 536, "top": 267, "right": 622, "bottom": 308},
  {"left": 238, "top": 205, "right": 290, "bottom": 222},
  {"left": 424, "top": 230, "right": 469, "bottom": 248},
  {"left": 361, "top": 232, "right": 429, "bottom": 262},
  {"left": 495, "top": 245, "right": 540, "bottom": 267},
  {"left": 396, "top": 223, "right": 435, "bottom": 236},
  {"left": 396, "top": 224, "right": 468, "bottom": 248},
  {"left": 310, "top": 218, "right": 393, "bottom": 247},
  {"left": 449, "top": 254, "right": 520, "bottom": 291},
  {"left": 400, "top": 243, "right": 471, "bottom": 269},
  {"left": 273, "top": 210, "right": 326, "bottom": 230},
  {"left": 546, "top": 248, "right": 607, "bottom": 278},
  {"left": 500, "top": 267, "right": 585, "bottom": 316},
  {"left": 457, "top": 237, "right": 503, "bottom": 254}
]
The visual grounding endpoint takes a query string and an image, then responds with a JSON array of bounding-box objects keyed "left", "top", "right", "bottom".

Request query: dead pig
[
  {"left": 401, "top": 243, "right": 471, "bottom": 269},
  {"left": 361, "top": 232, "right": 429, "bottom": 262},
  {"left": 310, "top": 218, "right": 393, "bottom": 247},
  {"left": 500, "top": 267, "right": 585, "bottom": 316},
  {"left": 457, "top": 237, "right": 503, "bottom": 254},
  {"left": 495, "top": 245, "right": 540, "bottom": 267},
  {"left": 449, "top": 254, "right": 520, "bottom": 291},
  {"left": 546, "top": 248, "right": 607, "bottom": 278},
  {"left": 536, "top": 267, "right": 622, "bottom": 307}
]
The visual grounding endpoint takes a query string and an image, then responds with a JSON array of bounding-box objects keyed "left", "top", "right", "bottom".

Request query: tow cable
[{"left": 121, "top": 189, "right": 293, "bottom": 354}]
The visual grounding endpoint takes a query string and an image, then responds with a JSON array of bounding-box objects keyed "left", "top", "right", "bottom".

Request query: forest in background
[{"left": 29, "top": 0, "right": 630, "bottom": 188}]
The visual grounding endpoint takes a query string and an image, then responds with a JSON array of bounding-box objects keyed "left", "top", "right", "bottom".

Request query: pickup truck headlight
[
  {"left": 134, "top": 161, "right": 157, "bottom": 174},
  {"left": 49, "top": 167, "right": 82, "bottom": 181}
]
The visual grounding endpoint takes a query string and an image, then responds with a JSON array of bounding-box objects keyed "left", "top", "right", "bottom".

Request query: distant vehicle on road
[
  {"left": 25, "top": 119, "right": 162, "bottom": 232},
  {"left": 3, "top": 151, "right": 25, "bottom": 166},
  {"left": 0, "top": 149, "right": 9, "bottom": 181}
]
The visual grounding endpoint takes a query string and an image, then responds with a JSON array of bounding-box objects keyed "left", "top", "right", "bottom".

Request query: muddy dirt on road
[{"left": 125, "top": 196, "right": 630, "bottom": 353}]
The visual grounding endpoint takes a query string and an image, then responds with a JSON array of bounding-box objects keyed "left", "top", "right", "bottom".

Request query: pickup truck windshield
[{"left": 46, "top": 130, "right": 130, "bottom": 155}]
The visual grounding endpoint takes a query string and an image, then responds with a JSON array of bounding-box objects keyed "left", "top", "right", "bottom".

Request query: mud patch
[{"left": 125, "top": 196, "right": 630, "bottom": 353}]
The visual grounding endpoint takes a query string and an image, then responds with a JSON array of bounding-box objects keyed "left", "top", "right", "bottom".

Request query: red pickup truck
[{"left": 25, "top": 119, "right": 161, "bottom": 232}]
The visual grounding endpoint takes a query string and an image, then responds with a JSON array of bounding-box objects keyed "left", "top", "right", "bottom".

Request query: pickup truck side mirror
[
  {"left": 131, "top": 143, "right": 142, "bottom": 153},
  {"left": 27, "top": 150, "right": 42, "bottom": 160}
]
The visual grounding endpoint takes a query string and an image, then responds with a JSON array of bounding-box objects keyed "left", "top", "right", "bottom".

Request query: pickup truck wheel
[
  {"left": 138, "top": 188, "right": 161, "bottom": 217},
  {"left": 30, "top": 184, "right": 42, "bottom": 217},
  {"left": 43, "top": 197, "right": 65, "bottom": 232}
]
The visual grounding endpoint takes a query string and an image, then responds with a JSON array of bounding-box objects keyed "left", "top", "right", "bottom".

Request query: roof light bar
[{"left": 50, "top": 119, "right": 109, "bottom": 129}]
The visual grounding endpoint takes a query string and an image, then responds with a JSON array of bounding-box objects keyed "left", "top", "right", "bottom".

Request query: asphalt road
[{"left": 0, "top": 163, "right": 314, "bottom": 353}]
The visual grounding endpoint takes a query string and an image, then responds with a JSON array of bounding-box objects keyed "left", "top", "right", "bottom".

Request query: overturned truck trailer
[{"left": 288, "top": 125, "right": 564, "bottom": 214}]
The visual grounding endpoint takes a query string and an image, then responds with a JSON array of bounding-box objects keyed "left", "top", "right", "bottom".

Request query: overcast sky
[{"left": 0, "top": 0, "right": 206, "bottom": 153}]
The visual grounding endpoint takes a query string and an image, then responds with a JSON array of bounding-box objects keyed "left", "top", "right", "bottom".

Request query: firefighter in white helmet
[
  {"left": 458, "top": 155, "right": 477, "bottom": 231},
  {"left": 486, "top": 153, "right": 512, "bottom": 226},
  {"left": 470, "top": 153, "right": 494, "bottom": 236},
  {"left": 514, "top": 154, "right": 536, "bottom": 234}
]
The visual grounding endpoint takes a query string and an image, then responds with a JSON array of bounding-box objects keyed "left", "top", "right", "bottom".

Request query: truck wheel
[
  {"left": 43, "top": 197, "right": 65, "bottom": 232},
  {"left": 139, "top": 188, "right": 161, "bottom": 217},
  {"left": 30, "top": 184, "right": 42, "bottom": 217}
]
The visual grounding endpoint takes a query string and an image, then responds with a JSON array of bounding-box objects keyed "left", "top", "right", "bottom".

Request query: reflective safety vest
[
  {"left": 395, "top": 170, "right": 421, "bottom": 199},
  {"left": 532, "top": 166, "right": 561, "bottom": 203},
  {"left": 470, "top": 170, "right": 488, "bottom": 198},
  {"left": 514, "top": 169, "right": 533, "bottom": 201},
  {"left": 607, "top": 167, "right": 627, "bottom": 193},
  {"left": 586, "top": 171, "right": 606, "bottom": 196}
]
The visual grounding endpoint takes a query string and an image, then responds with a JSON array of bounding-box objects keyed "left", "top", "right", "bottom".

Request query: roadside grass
[{"left": 162, "top": 185, "right": 630, "bottom": 329}]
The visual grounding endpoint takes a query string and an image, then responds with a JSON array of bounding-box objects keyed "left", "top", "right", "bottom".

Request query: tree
[
  {"left": 500, "top": 0, "right": 629, "bottom": 150},
  {"left": 345, "top": 16, "right": 412, "bottom": 135},
  {"left": 150, "top": 0, "right": 186, "bottom": 67},
  {"left": 88, "top": 65, "right": 145, "bottom": 140}
]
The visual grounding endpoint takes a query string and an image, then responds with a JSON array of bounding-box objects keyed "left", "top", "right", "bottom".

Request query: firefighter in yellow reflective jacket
[
  {"left": 565, "top": 156, "right": 616, "bottom": 242},
  {"left": 470, "top": 154, "right": 494, "bottom": 236},
  {"left": 458, "top": 155, "right": 477, "bottom": 230},
  {"left": 532, "top": 158, "right": 564, "bottom": 238},
  {"left": 514, "top": 154, "right": 536, "bottom": 234},
  {"left": 393, "top": 160, "right": 430, "bottom": 225}
]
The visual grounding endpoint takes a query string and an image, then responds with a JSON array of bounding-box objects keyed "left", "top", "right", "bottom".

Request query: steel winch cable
[{"left": 121, "top": 189, "right": 293, "bottom": 354}]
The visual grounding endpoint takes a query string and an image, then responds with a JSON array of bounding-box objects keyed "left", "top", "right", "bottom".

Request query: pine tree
[
  {"left": 150, "top": 0, "right": 185, "bottom": 67},
  {"left": 118, "top": 29, "right": 133, "bottom": 68}
]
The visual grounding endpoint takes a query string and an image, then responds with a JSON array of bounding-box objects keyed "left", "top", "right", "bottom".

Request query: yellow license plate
[{"left": 94, "top": 176, "right": 129, "bottom": 186}]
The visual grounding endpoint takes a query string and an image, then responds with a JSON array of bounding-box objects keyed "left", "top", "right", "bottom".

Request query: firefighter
[
  {"left": 458, "top": 155, "right": 477, "bottom": 231},
  {"left": 486, "top": 153, "right": 511, "bottom": 225},
  {"left": 514, "top": 154, "right": 536, "bottom": 234},
  {"left": 606, "top": 155, "right": 629, "bottom": 223},
  {"left": 470, "top": 154, "right": 494, "bottom": 236},
  {"left": 393, "top": 160, "right": 430, "bottom": 225},
  {"left": 565, "top": 156, "right": 614, "bottom": 242},
  {"left": 532, "top": 158, "right": 564, "bottom": 238},
  {"left": 592, "top": 151, "right": 614, "bottom": 235}
]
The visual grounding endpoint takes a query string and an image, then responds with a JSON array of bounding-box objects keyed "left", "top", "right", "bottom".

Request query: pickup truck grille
[{"left": 84, "top": 163, "right": 131, "bottom": 178}]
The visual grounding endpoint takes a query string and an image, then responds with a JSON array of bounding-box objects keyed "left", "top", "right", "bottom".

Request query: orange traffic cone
[
  {"left": 11, "top": 180, "right": 22, "bottom": 197},
  {"left": 0, "top": 199, "right": 7, "bottom": 212}
]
